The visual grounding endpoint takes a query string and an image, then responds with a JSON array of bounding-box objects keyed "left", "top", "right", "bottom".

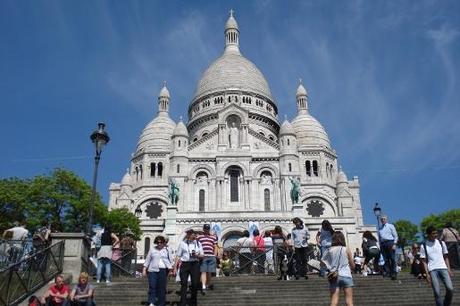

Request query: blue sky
[{"left": 1, "top": 1, "right": 459, "bottom": 228}]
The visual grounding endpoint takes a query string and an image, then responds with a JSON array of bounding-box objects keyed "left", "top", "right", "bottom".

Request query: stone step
[{"left": 92, "top": 273, "right": 460, "bottom": 306}]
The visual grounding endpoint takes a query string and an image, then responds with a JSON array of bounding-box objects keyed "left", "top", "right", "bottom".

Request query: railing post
[{"left": 50, "top": 233, "right": 90, "bottom": 282}]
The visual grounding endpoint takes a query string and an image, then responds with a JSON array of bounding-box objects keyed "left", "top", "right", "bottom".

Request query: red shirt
[{"left": 49, "top": 284, "right": 70, "bottom": 305}]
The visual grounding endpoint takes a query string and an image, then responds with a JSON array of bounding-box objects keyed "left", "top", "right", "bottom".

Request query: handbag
[{"left": 327, "top": 247, "right": 343, "bottom": 283}]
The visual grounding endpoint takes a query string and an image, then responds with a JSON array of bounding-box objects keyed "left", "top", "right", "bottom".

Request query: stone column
[
  {"left": 274, "top": 178, "right": 281, "bottom": 211},
  {"left": 50, "top": 233, "right": 91, "bottom": 283}
]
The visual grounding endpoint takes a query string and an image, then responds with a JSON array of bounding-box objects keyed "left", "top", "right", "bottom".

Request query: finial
[
  {"left": 229, "top": 9, "right": 234, "bottom": 17},
  {"left": 163, "top": 80, "right": 167, "bottom": 87},
  {"left": 299, "top": 78, "right": 302, "bottom": 84},
  {"left": 284, "top": 114, "right": 288, "bottom": 121},
  {"left": 179, "top": 115, "right": 183, "bottom": 121}
]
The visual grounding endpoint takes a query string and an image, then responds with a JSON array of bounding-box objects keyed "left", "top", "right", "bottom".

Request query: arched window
[
  {"left": 264, "top": 189, "right": 270, "bottom": 211},
  {"left": 178, "top": 140, "right": 181, "bottom": 147},
  {"left": 330, "top": 165, "right": 333, "bottom": 178},
  {"left": 287, "top": 138, "right": 290, "bottom": 146},
  {"left": 176, "top": 164, "right": 180, "bottom": 174},
  {"left": 144, "top": 237, "right": 150, "bottom": 258},
  {"left": 229, "top": 167, "right": 240, "bottom": 202},
  {"left": 135, "top": 167, "right": 139, "bottom": 181},
  {"left": 326, "top": 162, "right": 329, "bottom": 178},
  {"left": 150, "top": 163, "right": 156, "bottom": 177},
  {"left": 158, "top": 162, "right": 163, "bottom": 177},
  {"left": 288, "top": 163, "right": 292, "bottom": 172},
  {"left": 202, "top": 133, "right": 208, "bottom": 137},
  {"left": 313, "top": 160, "right": 318, "bottom": 176},
  {"left": 193, "top": 138, "right": 198, "bottom": 143},
  {"left": 199, "top": 189, "right": 205, "bottom": 212},
  {"left": 306, "top": 161, "right": 311, "bottom": 176}
]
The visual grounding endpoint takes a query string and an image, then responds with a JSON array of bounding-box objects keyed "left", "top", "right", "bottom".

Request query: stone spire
[
  {"left": 158, "top": 81, "right": 170, "bottom": 114},
  {"left": 224, "top": 9, "right": 240, "bottom": 55},
  {"left": 296, "top": 78, "right": 308, "bottom": 115}
]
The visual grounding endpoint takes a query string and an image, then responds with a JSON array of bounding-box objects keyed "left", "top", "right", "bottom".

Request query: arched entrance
[{"left": 222, "top": 231, "right": 244, "bottom": 249}]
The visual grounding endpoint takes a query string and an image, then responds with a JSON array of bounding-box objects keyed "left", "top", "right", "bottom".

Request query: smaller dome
[
  {"left": 292, "top": 113, "right": 331, "bottom": 148},
  {"left": 279, "top": 119, "right": 295, "bottom": 136},
  {"left": 159, "top": 83, "right": 170, "bottom": 98},
  {"left": 121, "top": 168, "right": 132, "bottom": 186},
  {"left": 226, "top": 10, "right": 238, "bottom": 30},
  {"left": 296, "top": 83, "right": 307, "bottom": 97},
  {"left": 337, "top": 168, "right": 348, "bottom": 184},
  {"left": 137, "top": 114, "right": 175, "bottom": 152},
  {"left": 173, "top": 119, "right": 189, "bottom": 137}
]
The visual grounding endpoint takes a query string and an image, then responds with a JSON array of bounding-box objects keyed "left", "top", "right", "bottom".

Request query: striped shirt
[{"left": 197, "top": 234, "right": 217, "bottom": 257}]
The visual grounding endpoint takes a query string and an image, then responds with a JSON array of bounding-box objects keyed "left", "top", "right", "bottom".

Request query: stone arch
[
  {"left": 134, "top": 196, "right": 168, "bottom": 219},
  {"left": 219, "top": 161, "right": 249, "bottom": 177},
  {"left": 253, "top": 163, "right": 279, "bottom": 178},
  {"left": 189, "top": 164, "right": 216, "bottom": 179}
]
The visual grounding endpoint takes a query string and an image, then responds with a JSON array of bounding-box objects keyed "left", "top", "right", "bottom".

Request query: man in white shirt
[
  {"left": 173, "top": 229, "right": 203, "bottom": 306},
  {"left": 378, "top": 215, "right": 398, "bottom": 280},
  {"left": 420, "top": 226, "right": 454, "bottom": 306}
]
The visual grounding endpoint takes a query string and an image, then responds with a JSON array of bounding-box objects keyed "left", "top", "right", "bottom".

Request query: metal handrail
[
  {"left": 0, "top": 241, "right": 65, "bottom": 306},
  {"left": 0, "top": 239, "right": 34, "bottom": 269},
  {"left": 222, "top": 244, "right": 321, "bottom": 276},
  {"left": 111, "top": 248, "right": 138, "bottom": 277}
]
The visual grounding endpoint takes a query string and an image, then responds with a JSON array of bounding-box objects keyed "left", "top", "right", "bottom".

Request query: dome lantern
[
  {"left": 224, "top": 9, "right": 240, "bottom": 55},
  {"left": 296, "top": 79, "right": 308, "bottom": 115},
  {"left": 158, "top": 81, "right": 170, "bottom": 114}
]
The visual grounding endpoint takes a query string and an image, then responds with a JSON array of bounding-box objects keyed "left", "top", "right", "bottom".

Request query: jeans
[
  {"left": 72, "top": 298, "right": 94, "bottom": 306},
  {"left": 97, "top": 257, "right": 111, "bottom": 282},
  {"left": 319, "top": 246, "right": 330, "bottom": 276},
  {"left": 147, "top": 269, "right": 168, "bottom": 306},
  {"left": 179, "top": 261, "right": 200, "bottom": 306},
  {"left": 380, "top": 241, "right": 396, "bottom": 276},
  {"left": 429, "top": 269, "right": 454, "bottom": 306}
]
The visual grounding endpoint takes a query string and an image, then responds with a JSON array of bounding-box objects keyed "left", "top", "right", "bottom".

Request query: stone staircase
[{"left": 93, "top": 272, "right": 459, "bottom": 306}]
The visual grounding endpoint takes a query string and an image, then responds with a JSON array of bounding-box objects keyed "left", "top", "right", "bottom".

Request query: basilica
[{"left": 108, "top": 12, "right": 374, "bottom": 257}]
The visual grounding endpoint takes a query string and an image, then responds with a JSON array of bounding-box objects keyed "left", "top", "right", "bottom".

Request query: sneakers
[
  {"left": 96, "top": 280, "right": 100, "bottom": 283},
  {"left": 148, "top": 303, "right": 156, "bottom": 306},
  {"left": 362, "top": 272, "right": 368, "bottom": 277}
]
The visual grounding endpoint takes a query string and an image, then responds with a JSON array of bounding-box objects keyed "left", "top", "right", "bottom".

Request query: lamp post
[
  {"left": 373, "top": 202, "right": 382, "bottom": 229},
  {"left": 87, "top": 122, "right": 110, "bottom": 235}
]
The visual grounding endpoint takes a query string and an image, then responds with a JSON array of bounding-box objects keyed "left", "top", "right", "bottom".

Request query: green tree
[
  {"left": 0, "top": 177, "right": 30, "bottom": 231},
  {"left": 0, "top": 168, "right": 107, "bottom": 233},
  {"left": 104, "top": 208, "right": 141, "bottom": 240},
  {"left": 394, "top": 219, "right": 419, "bottom": 247},
  {"left": 420, "top": 209, "right": 460, "bottom": 236}
]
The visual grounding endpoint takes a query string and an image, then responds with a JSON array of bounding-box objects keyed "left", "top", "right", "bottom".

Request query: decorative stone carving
[
  {"left": 306, "top": 200, "right": 325, "bottom": 217},
  {"left": 146, "top": 202, "right": 163, "bottom": 219}
]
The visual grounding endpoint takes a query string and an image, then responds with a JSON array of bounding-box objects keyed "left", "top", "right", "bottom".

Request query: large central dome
[
  {"left": 192, "top": 11, "right": 273, "bottom": 103},
  {"left": 193, "top": 53, "right": 273, "bottom": 101}
]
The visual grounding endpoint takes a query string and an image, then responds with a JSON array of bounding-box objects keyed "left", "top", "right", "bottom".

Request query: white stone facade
[{"left": 108, "top": 12, "right": 374, "bottom": 258}]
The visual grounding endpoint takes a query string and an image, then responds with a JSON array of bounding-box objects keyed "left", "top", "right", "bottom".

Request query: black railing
[
  {"left": 0, "top": 239, "right": 34, "bottom": 270},
  {"left": 0, "top": 241, "right": 65, "bottom": 306},
  {"left": 222, "top": 244, "right": 321, "bottom": 276},
  {"left": 111, "top": 248, "right": 138, "bottom": 277}
]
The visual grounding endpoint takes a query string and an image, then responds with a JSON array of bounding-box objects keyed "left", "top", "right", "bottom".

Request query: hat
[{"left": 203, "top": 224, "right": 211, "bottom": 230}]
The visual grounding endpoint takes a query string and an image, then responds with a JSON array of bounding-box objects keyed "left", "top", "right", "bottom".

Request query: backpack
[
  {"left": 32, "top": 227, "right": 48, "bottom": 248},
  {"left": 254, "top": 236, "right": 265, "bottom": 252}
]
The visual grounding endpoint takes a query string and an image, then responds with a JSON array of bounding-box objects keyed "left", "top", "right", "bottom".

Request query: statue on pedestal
[
  {"left": 289, "top": 177, "right": 300, "bottom": 204},
  {"left": 168, "top": 178, "right": 179, "bottom": 206}
]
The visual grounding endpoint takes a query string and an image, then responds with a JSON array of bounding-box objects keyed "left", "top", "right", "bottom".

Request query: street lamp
[
  {"left": 135, "top": 204, "right": 143, "bottom": 218},
  {"left": 373, "top": 202, "right": 382, "bottom": 229},
  {"left": 87, "top": 122, "right": 110, "bottom": 235}
]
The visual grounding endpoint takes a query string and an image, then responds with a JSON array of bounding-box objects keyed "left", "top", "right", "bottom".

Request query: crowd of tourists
[{"left": 12, "top": 216, "right": 456, "bottom": 306}]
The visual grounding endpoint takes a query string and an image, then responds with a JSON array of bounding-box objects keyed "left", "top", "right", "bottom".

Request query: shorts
[
  {"left": 329, "top": 276, "right": 354, "bottom": 289},
  {"left": 200, "top": 256, "right": 217, "bottom": 273}
]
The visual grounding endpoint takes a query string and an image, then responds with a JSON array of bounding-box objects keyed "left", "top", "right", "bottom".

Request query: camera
[{"left": 190, "top": 250, "right": 196, "bottom": 258}]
